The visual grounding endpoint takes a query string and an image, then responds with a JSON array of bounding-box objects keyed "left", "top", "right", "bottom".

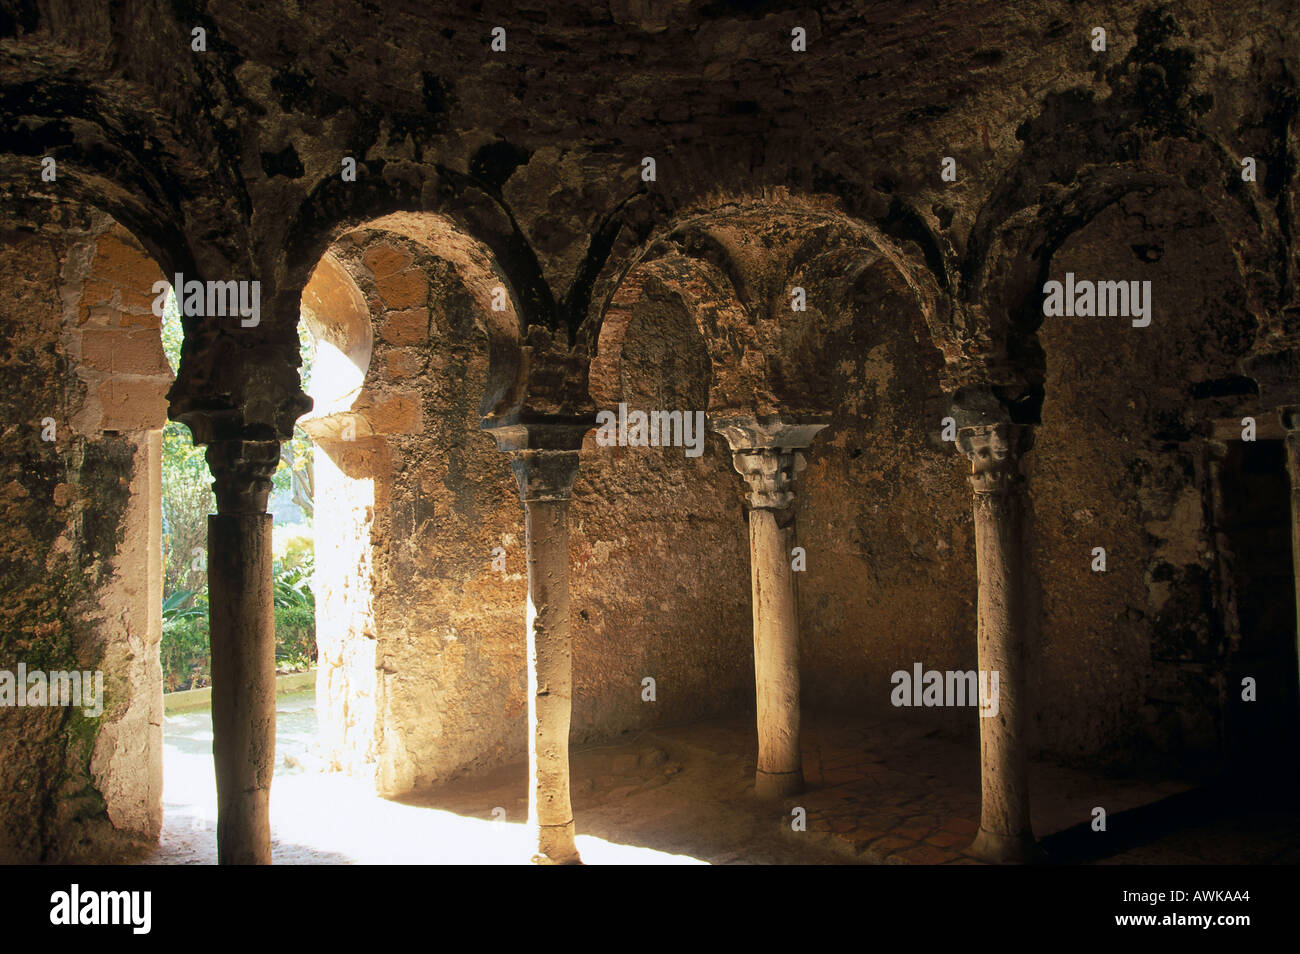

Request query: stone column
[
  {"left": 490, "top": 423, "right": 587, "bottom": 864},
  {"left": 957, "top": 422, "right": 1041, "bottom": 863},
  {"left": 1281, "top": 408, "right": 1300, "bottom": 697},
  {"left": 713, "top": 417, "right": 826, "bottom": 799},
  {"left": 206, "top": 438, "right": 280, "bottom": 865}
]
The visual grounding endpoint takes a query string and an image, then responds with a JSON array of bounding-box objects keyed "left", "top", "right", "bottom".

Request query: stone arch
[
  {"left": 958, "top": 88, "right": 1285, "bottom": 399},
  {"left": 0, "top": 202, "right": 172, "bottom": 861},
  {"left": 971, "top": 154, "right": 1278, "bottom": 401},
  {"left": 591, "top": 194, "right": 946, "bottom": 419},
  {"left": 293, "top": 209, "right": 527, "bottom": 423},
  {"left": 294, "top": 215, "right": 537, "bottom": 794},
  {"left": 0, "top": 157, "right": 195, "bottom": 285},
  {"left": 586, "top": 194, "right": 970, "bottom": 751}
]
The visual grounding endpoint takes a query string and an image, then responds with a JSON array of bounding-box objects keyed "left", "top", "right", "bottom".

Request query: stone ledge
[{"left": 164, "top": 669, "right": 316, "bottom": 714}]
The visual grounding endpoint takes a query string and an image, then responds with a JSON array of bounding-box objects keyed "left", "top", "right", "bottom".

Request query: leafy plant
[
  {"left": 162, "top": 588, "right": 206, "bottom": 624},
  {"left": 273, "top": 556, "right": 315, "bottom": 611},
  {"left": 160, "top": 616, "right": 210, "bottom": 692}
]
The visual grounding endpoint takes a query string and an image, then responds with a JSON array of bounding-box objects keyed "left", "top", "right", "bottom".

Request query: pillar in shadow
[{"left": 206, "top": 437, "right": 280, "bottom": 865}]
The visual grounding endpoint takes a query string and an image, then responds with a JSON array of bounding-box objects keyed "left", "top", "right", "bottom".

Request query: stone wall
[
  {"left": 308, "top": 183, "right": 1262, "bottom": 794},
  {"left": 0, "top": 208, "right": 168, "bottom": 861}
]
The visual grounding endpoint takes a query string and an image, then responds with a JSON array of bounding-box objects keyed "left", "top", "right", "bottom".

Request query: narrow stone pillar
[
  {"left": 713, "top": 418, "right": 826, "bottom": 799},
  {"left": 957, "top": 422, "right": 1041, "bottom": 863},
  {"left": 206, "top": 438, "right": 280, "bottom": 865},
  {"left": 491, "top": 424, "right": 587, "bottom": 864},
  {"left": 1281, "top": 408, "right": 1300, "bottom": 698}
]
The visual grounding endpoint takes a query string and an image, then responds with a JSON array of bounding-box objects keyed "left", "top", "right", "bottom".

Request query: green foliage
[
  {"left": 273, "top": 604, "right": 316, "bottom": 670},
  {"left": 159, "top": 559, "right": 317, "bottom": 691},
  {"left": 276, "top": 527, "right": 314, "bottom": 571},
  {"left": 160, "top": 291, "right": 214, "bottom": 602},
  {"left": 273, "top": 555, "right": 315, "bottom": 611},
  {"left": 158, "top": 289, "right": 320, "bottom": 690},
  {"left": 160, "top": 616, "right": 210, "bottom": 692},
  {"left": 162, "top": 588, "right": 205, "bottom": 623}
]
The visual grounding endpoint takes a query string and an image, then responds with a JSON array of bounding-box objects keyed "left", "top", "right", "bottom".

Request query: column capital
[
  {"left": 206, "top": 439, "right": 280, "bottom": 514},
  {"left": 484, "top": 418, "right": 593, "bottom": 503},
  {"left": 957, "top": 422, "right": 1032, "bottom": 495},
  {"left": 1280, "top": 405, "right": 1300, "bottom": 433},
  {"left": 710, "top": 415, "right": 828, "bottom": 511},
  {"left": 730, "top": 447, "right": 808, "bottom": 510},
  {"left": 709, "top": 414, "right": 829, "bottom": 454}
]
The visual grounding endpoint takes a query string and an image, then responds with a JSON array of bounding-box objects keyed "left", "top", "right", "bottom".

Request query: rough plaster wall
[
  {"left": 796, "top": 289, "right": 976, "bottom": 735},
  {"left": 324, "top": 234, "right": 529, "bottom": 793},
  {"left": 1030, "top": 188, "right": 1256, "bottom": 770},
  {"left": 568, "top": 435, "right": 755, "bottom": 739},
  {"left": 574, "top": 273, "right": 756, "bottom": 740},
  {"left": 0, "top": 210, "right": 167, "bottom": 860}
]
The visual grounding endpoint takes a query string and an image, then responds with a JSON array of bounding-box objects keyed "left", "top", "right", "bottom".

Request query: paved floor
[{"left": 141, "top": 696, "right": 1300, "bottom": 864}]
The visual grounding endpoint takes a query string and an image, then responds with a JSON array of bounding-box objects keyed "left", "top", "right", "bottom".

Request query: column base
[
  {"left": 755, "top": 769, "right": 803, "bottom": 799},
  {"left": 531, "top": 822, "right": 582, "bottom": 865},
  {"left": 968, "top": 827, "right": 1045, "bottom": 864}
]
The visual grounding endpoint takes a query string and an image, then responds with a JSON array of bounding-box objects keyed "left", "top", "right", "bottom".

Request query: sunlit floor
[
  {"left": 143, "top": 690, "right": 1300, "bottom": 865},
  {"left": 148, "top": 691, "right": 718, "bottom": 864}
]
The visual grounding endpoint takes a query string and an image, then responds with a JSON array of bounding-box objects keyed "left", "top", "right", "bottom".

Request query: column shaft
[
  {"left": 205, "top": 438, "right": 280, "bottom": 866},
  {"left": 714, "top": 421, "right": 826, "bottom": 801},
  {"left": 970, "top": 491, "right": 1034, "bottom": 859},
  {"left": 208, "top": 512, "right": 276, "bottom": 865},
  {"left": 523, "top": 495, "right": 579, "bottom": 863},
  {"left": 749, "top": 508, "right": 802, "bottom": 796},
  {"left": 960, "top": 422, "right": 1040, "bottom": 863}
]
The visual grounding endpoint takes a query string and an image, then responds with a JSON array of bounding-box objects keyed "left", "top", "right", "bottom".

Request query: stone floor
[{"left": 141, "top": 699, "right": 1300, "bottom": 864}]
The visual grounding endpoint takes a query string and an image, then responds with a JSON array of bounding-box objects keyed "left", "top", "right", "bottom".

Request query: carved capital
[
  {"left": 731, "top": 447, "right": 808, "bottom": 510},
  {"left": 1280, "top": 405, "right": 1300, "bottom": 433},
  {"left": 709, "top": 415, "right": 826, "bottom": 511},
  {"left": 709, "top": 415, "right": 829, "bottom": 455},
  {"left": 957, "top": 423, "right": 1030, "bottom": 495},
  {"left": 482, "top": 418, "right": 592, "bottom": 504},
  {"left": 206, "top": 439, "right": 281, "bottom": 514},
  {"left": 506, "top": 449, "right": 582, "bottom": 504}
]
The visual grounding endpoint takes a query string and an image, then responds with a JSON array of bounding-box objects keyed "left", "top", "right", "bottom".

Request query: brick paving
[{"left": 143, "top": 705, "right": 1300, "bottom": 864}]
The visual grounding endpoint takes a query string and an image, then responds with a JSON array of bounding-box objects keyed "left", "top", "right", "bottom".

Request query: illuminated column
[
  {"left": 957, "top": 422, "right": 1041, "bottom": 863},
  {"left": 490, "top": 423, "right": 587, "bottom": 864},
  {"left": 713, "top": 417, "right": 826, "bottom": 799}
]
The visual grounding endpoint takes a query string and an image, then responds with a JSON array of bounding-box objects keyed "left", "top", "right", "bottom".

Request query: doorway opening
[{"left": 1217, "top": 438, "right": 1299, "bottom": 782}]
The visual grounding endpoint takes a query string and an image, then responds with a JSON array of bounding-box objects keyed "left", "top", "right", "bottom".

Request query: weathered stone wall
[
  {"left": 311, "top": 230, "right": 760, "bottom": 792},
  {"left": 5, "top": 1, "right": 1294, "bottom": 827},
  {"left": 0, "top": 208, "right": 168, "bottom": 861},
  {"left": 1028, "top": 187, "right": 1257, "bottom": 770},
  {"left": 795, "top": 286, "right": 976, "bottom": 733}
]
